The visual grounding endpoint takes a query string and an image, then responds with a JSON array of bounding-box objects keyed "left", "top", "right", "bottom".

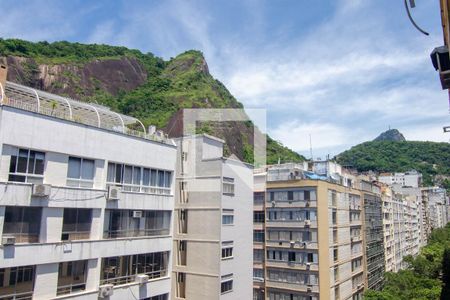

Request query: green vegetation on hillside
[
  {"left": 0, "top": 39, "right": 304, "bottom": 164},
  {"left": 365, "top": 224, "right": 450, "bottom": 300},
  {"left": 336, "top": 141, "right": 450, "bottom": 185}
]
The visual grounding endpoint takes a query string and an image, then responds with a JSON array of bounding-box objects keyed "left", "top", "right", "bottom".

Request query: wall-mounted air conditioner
[
  {"left": 132, "top": 211, "right": 143, "bottom": 218},
  {"left": 305, "top": 220, "right": 311, "bottom": 227},
  {"left": 1, "top": 235, "right": 16, "bottom": 246},
  {"left": 107, "top": 186, "right": 120, "bottom": 200},
  {"left": 32, "top": 184, "right": 51, "bottom": 197},
  {"left": 135, "top": 274, "right": 149, "bottom": 284},
  {"left": 98, "top": 284, "right": 114, "bottom": 298}
]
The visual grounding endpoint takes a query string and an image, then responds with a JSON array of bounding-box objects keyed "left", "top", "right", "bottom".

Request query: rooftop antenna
[{"left": 309, "top": 134, "right": 314, "bottom": 161}]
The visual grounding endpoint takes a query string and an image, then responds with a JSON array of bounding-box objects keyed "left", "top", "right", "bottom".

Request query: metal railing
[
  {"left": 103, "top": 228, "right": 170, "bottom": 239},
  {"left": 3, "top": 96, "right": 174, "bottom": 145},
  {"left": 56, "top": 283, "right": 86, "bottom": 296},
  {"left": 0, "top": 291, "right": 33, "bottom": 300}
]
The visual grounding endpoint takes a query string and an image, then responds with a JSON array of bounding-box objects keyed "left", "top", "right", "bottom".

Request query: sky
[{"left": 1, "top": 0, "right": 449, "bottom": 158}]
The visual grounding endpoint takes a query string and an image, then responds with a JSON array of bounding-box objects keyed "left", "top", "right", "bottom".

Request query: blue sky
[{"left": 1, "top": 0, "right": 449, "bottom": 157}]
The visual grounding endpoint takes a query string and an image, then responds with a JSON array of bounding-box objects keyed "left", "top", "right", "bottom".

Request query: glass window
[
  {"left": 9, "top": 148, "right": 45, "bottom": 183},
  {"left": 57, "top": 260, "right": 87, "bottom": 295},
  {"left": 0, "top": 266, "right": 35, "bottom": 298},
  {"left": 223, "top": 177, "right": 235, "bottom": 195},
  {"left": 67, "top": 157, "right": 95, "bottom": 187},
  {"left": 100, "top": 252, "right": 169, "bottom": 286},
  {"left": 221, "top": 242, "right": 233, "bottom": 259},
  {"left": 221, "top": 275, "right": 233, "bottom": 294},
  {"left": 222, "top": 209, "right": 234, "bottom": 225},
  {"left": 107, "top": 163, "right": 172, "bottom": 194},
  {"left": 62, "top": 208, "right": 92, "bottom": 241},
  {"left": 3, "top": 206, "right": 41, "bottom": 243}
]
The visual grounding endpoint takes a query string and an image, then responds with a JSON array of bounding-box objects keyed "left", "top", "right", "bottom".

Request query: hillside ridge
[{"left": 0, "top": 38, "right": 305, "bottom": 165}]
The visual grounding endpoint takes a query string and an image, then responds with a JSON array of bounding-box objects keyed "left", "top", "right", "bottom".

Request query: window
[
  {"left": 223, "top": 177, "right": 235, "bottom": 195},
  {"left": 101, "top": 252, "right": 169, "bottom": 286},
  {"left": 0, "top": 266, "right": 35, "bottom": 298},
  {"left": 332, "top": 210, "right": 337, "bottom": 225},
  {"left": 107, "top": 162, "right": 172, "bottom": 194},
  {"left": 62, "top": 208, "right": 92, "bottom": 241},
  {"left": 222, "top": 209, "right": 234, "bottom": 225},
  {"left": 57, "top": 260, "right": 87, "bottom": 295},
  {"left": 67, "top": 157, "right": 95, "bottom": 188},
  {"left": 254, "top": 249, "right": 264, "bottom": 262},
  {"left": 221, "top": 241, "right": 233, "bottom": 259},
  {"left": 3, "top": 206, "right": 41, "bottom": 243},
  {"left": 253, "top": 269, "right": 264, "bottom": 281},
  {"left": 253, "top": 230, "right": 264, "bottom": 242},
  {"left": 9, "top": 148, "right": 45, "bottom": 183},
  {"left": 104, "top": 210, "right": 171, "bottom": 238},
  {"left": 221, "top": 274, "right": 233, "bottom": 294},
  {"left": 334, "top": 248, "right": 339, "bottom": 262},
  {"left": 253, "top": 211, "right": 265, "bottom": 223},
  {"left": 288, "top": 252, "right": 296, "bottom": 262},
  {"left": 143, "top": 294, "right": 169, "bottom": 300}
]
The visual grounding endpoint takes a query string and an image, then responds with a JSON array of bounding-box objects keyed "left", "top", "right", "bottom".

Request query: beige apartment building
[
  {"left": 258, "top": 164, "right": 365, "bottom": 300},
  {"left": 171, "top": 134, "right": 253, "bottom": 300}
]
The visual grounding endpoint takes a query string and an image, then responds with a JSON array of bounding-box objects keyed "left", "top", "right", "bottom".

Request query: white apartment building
[
  {"left": 172, "top": 134, "right": 253, "bottom": 300},
  {"left": 0, "top": 78, "right": 177, "bottom": 300},
  {"left": 423, "top": 187, "right": 449, "bottom": 230},
  {"left": 378, "top": 171, "right": 422, "bottom": 188},
  {"left": 380, "top": 185, "right": 395, "bottom": 273}
]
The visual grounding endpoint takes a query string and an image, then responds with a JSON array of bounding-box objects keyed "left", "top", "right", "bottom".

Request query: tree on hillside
[{"left": 441, "top": 247, "right": 450, "bottom": 300}]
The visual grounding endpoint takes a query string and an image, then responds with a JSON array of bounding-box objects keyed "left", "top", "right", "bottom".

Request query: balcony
[
  {"left": 268, "top": 200, "right": 317, "bottom": 208},
  {"left": 265, "top": 260, "right": 319, "bottom": 271},
  {"left": 266, "top": 280, "right": 319, "bottom": 294},
  {"left": 266, "top": 220, "right": 317, "bottom": 228},
  {"left": 266, "top": 240, "right": 318, "bottom": 250}
]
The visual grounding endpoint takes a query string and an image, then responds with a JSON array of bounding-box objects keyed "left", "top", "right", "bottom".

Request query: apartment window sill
[{"left": 221, "top": 256, "right": 234, "bottom": 261}]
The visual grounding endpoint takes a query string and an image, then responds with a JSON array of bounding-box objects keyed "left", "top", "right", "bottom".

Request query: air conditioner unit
[
  {"left": 306, "top": 262, "right": 311, "bottom": 270},
  {"left": 271, "top": 201, "right": 276, "bottom": 208},
  {"left": 307, "top": 285, "right": 312, "bottom": 292},
  {"left": 32, "top": 184, "right": 51, "bottom": 197},
  {"left": 98, "top": 284, "right": 114, "bottom": 298},
  {"left": 305, "top": 220, "right": 311, "bottom": 227},
  {"left": 135, "top": 274, "right": 149, "bottom": 284},
  {"left": 306, "top": 201, "right": 310, "bottom": 207},
  {"left": 1, "top": 235, "right": 16, "bottom": 246},
  {"left": 290, "top": 240, "right": 295, "bottom": 247},
  {"left": 132, "top": 211, "right": 143, "bottom": 218},
  {"left": 107, "top": 186, "right": 120, "bottom": 200}
]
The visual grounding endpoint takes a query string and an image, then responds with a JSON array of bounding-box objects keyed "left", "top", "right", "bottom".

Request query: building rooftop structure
[{"left": 0, "top": 80, "right": 173, "bottom": 145}]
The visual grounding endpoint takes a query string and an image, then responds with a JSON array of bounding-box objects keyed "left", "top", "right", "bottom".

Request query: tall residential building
[
  {"left": 253, "top": 168, "right": 266, "bottom": 300},
  {"left": 423, "top": 187, "right": 449, "bottom": 230},
  {"left": 391, "top": 192, "right": 408, "bottom": 271},
  {"left": 380, "top": 184, "right": 395, "bottom": 273},
  {"left": 171, "top": 134, "right": 253, "bottom": 300},
  {"left": 359, "top": 180, "right": 385, "bottom": 291},
  {"left": 264, "top": 163, "right": 365, "bottom": 300},
  {"left": 0, "top": 79, "right": 176, "bottom": 300},
  {"left": 378, "top": 171, "right": 422, "bottom": 188}
]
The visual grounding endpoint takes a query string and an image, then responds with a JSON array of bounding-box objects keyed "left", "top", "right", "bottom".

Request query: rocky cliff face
[
  {"left": 0, "top": 39, "right": 305, "bottom": 164},
  {"left": 3, "top": 55, "right": 147, "bottom": 98},
  {"left": 373, "top": 129, "right": 406, "bottom": 142}
]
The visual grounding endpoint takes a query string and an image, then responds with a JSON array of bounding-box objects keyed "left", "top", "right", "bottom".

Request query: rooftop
[{"left": 0, "top": 81, "right": 174, "bottom": 145}]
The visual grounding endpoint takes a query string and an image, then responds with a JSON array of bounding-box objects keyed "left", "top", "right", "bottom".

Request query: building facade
[
  {"left": 263, "top": 164, "right": 365, "bottom": 300},
  {"left": 171, "top": 135, "right": 253, "bottom": 300},
  {"left": 359, "top": 180, "right": 385, "bottom": 291},
  {"left": 0, "top": 80, "right": 176, "bottom": 300},
  {"left": 253, "top": 169, "right": 266, "bottom": 300}
]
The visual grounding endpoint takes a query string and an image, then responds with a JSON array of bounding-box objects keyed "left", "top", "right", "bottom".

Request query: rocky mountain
[
  {"left": 373, "top": 129, "right": 406, "bottom": 142},
  {"left": 0, "top": 38, "right": 304, "bottom": 165}
]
